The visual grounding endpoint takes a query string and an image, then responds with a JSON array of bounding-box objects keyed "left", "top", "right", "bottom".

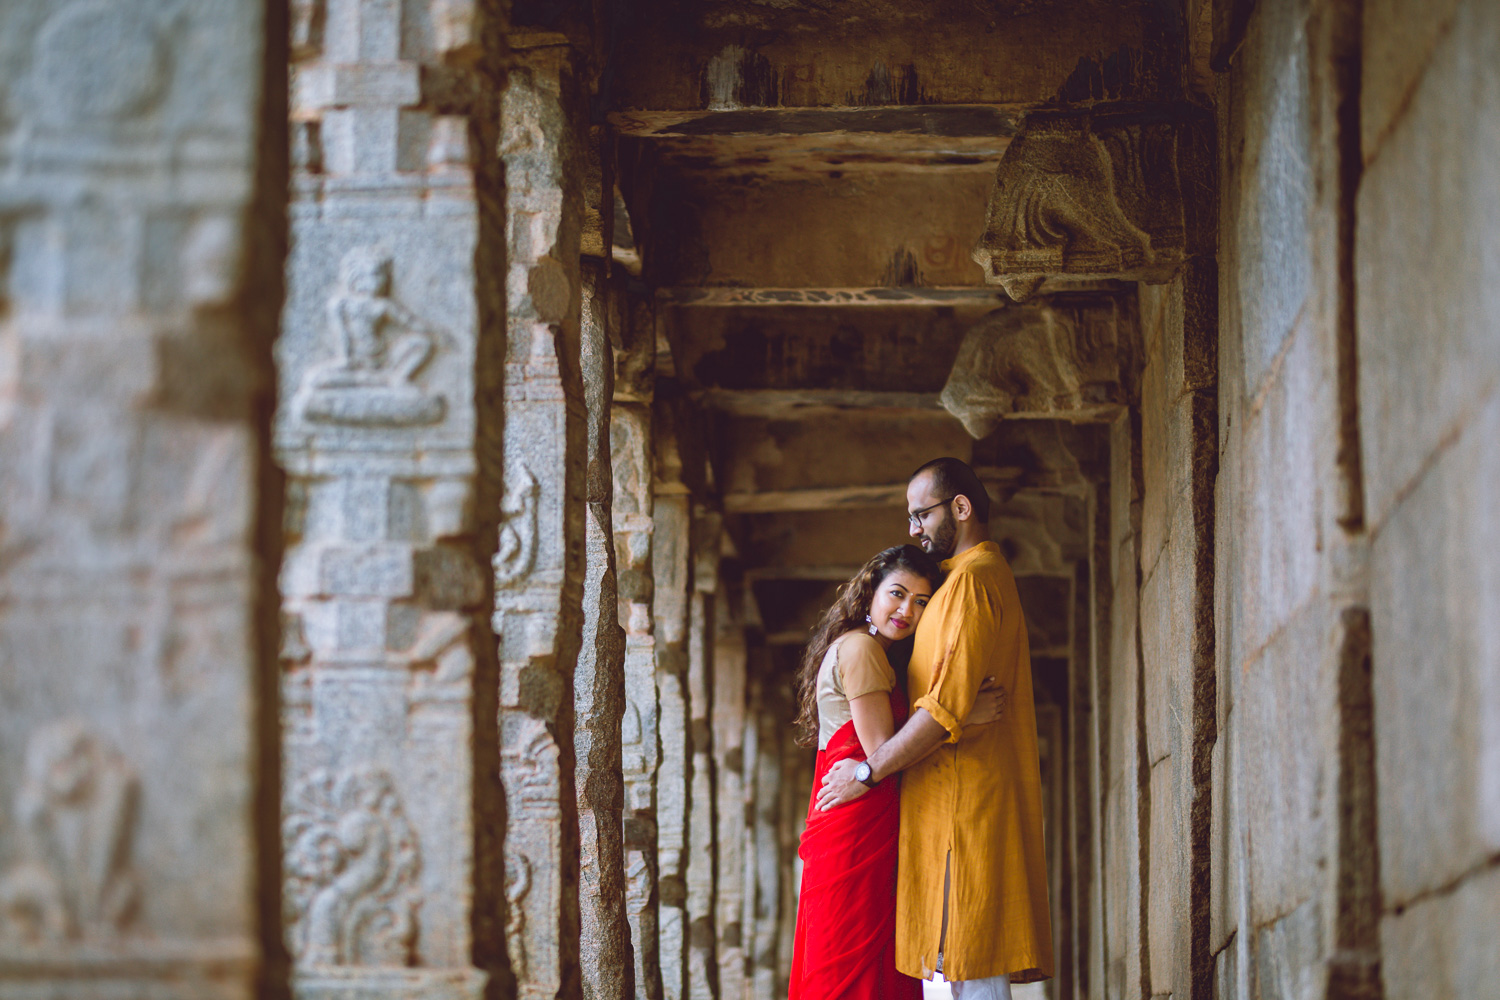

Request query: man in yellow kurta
[{"left": 817, "top": 457, "right": 1053, "bottom": 997}]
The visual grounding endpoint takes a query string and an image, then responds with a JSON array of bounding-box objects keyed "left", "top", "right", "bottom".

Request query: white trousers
[{"left": 949, "top": 974, "right": 1013, "bottom": 1000}]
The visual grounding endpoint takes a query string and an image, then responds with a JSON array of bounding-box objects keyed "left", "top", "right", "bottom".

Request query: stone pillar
[
  {"left": 576, "top": 258, "right": 630, "bottom": 1000},
  {"left": 747, "top": 678, "right": 783, "bottom": 1000},
  {"left": 610, "top": 272, "right": 658, "bottom": 1000},
  {"left": 652, "top": 484, "right": 692, "bottom": 1000},
  {"left": 495, "top": 42, "right": 589, "bottom": 1000},
  {"left": 711, "top": 591, "right": 749, "bottom": 1000},
  {"left": 686, "top": 511, "right": 722, "bottom": 1000},
  {"left": 276, "top": 2, "right": 502, "bottom": 998},
  {"left": 0, "top": 3, "right": 286, "bottom": 998}
]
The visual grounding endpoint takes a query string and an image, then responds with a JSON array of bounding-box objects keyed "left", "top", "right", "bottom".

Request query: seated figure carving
[{"left": 300, "top": 247, "right": 446, "bottom": 426}]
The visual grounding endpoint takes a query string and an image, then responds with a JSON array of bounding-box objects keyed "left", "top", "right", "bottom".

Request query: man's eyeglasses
[{"left": 907, "top": 497, "right": 953, "bottom": 528}]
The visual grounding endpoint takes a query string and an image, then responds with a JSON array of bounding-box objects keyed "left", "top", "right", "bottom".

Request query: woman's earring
[{"left": 865, "top": 614, "right": 879, "bottom": 636}]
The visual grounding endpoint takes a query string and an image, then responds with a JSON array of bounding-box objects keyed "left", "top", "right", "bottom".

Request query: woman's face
[{"left": 868, "top": 568, "right": 934, "bottom": 645}]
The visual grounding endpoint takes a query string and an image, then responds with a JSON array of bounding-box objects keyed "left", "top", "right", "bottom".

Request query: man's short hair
[{"left": 910, "top": 457, "right": 991, "bottom": 524}]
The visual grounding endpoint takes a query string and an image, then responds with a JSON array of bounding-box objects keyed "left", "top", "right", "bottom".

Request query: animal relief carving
[
  {"left": 283, "top": 767, "right": 421, "bottom": 966},
  {"left": 0, "top": 721, "right": 140, "bottom": 944},
  {"left": 299, "top": 247, "right": 447, "bottom": 427},
  {"left": 972, "top": 107, "right": 1203, "bottom": 301},
  {"left": 494, "top": 464, "right": 539, "bottom": 588}
]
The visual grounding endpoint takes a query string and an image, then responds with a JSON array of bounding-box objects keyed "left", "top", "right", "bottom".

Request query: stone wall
[{"left": 1356, "top": 0, "right": 1500, "bottom": 996}]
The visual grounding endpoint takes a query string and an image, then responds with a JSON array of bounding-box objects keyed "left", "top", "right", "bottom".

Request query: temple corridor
[{"left": 1, "top": 1, "right": 1497, "bottom": 1000}]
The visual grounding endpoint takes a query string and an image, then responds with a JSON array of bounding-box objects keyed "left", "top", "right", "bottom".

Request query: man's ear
[{"left": 951, "top": 493, "right": 973, "bottom": 522}]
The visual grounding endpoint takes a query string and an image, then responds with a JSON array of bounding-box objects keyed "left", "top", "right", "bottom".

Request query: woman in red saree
[{"left": 789, "top": 545, "right": 1000, "bottom": 1000}]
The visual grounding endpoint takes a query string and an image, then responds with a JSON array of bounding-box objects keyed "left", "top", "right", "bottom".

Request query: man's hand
[
  {"left": 816, "top": 758, "right": 871, "bottom": 812},
  {"left": 964, "top": 676, "right": 1006, "bottom": 728}
]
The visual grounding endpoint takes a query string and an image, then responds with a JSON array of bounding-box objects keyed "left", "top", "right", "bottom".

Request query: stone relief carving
[
  {"left": 283, "top": 767, "right": 421, "bottom": 967},
  {"left": 939, "top": 306, "right": 1124, "bottom": 437},
  {"left": 0, "top": 721, "right": 139, "bottom": 944},
  {"left": 299, "top": 247, "right": 447, "bottom": 427},
  {"left": 493, "top": 464, "right": 539, "bottom": 589},
  {"left": 504, "top": 854, "right": 531, "bottom": 980},
  {"left": 971, "top": 107, "right": 1205, "bottom": 301}
]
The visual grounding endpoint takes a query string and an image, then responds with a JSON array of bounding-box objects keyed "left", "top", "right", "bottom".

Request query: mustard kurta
[{"left": 896, "top": 541, "right": 1053, "bottom": 983}]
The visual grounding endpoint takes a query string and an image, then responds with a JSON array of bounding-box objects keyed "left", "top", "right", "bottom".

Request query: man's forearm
[{"left": 868, "top": 709, "right": 950, "bottom": 783}]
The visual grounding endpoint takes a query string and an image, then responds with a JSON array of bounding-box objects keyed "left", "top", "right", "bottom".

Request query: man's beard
[{"left": 922, "top": 517, "right": 957, "bottom": 559}]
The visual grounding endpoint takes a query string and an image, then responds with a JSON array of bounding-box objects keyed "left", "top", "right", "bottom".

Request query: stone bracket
[{"left": 971, "top": 103, "right": 1213, "bottom": 301}]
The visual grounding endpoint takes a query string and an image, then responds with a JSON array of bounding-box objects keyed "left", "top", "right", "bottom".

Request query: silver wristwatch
[{"left": 854, "top": 761, "right": 879, "bottom": 788}]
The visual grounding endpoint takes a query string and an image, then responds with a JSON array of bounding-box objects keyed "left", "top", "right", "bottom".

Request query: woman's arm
[{"left": 848, "top": 691, "right": 898, "bottom": 760}]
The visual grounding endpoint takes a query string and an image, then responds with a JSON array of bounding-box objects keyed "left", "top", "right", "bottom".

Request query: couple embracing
[{"left": 788, "top": 458, "right": 1053, "bottom": 1000}]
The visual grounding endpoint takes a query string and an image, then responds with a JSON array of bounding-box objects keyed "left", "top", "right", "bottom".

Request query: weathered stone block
[
  {"left": 1380, "top": 862, "right": 1500, "bottom": 1000},
  {"left": 1370, "top": 391, "right": 1500, "bottom": 906},
  {"left": 1356, "top": 0, "right": 1500, "bottom": 527}
]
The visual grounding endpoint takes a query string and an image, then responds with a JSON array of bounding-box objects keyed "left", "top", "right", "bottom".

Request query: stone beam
[
  {"left": 722, "top": 469, "right": 1082, "bottom": 514},
  {"left": 697, "top": 390, "right": 943, "bottom": 418},
  {"left": 660, "top": 287, "right": 1015, "bottom": 307},
  {"left": 972, "top": 104, "right": 1213, "bottom": 301},
  {"left": 940, "top": 305, "right": 1132, "bottom": 437},
  {"left": 275, "top": 2, "right": 501, "bottom": 997},
  {"left": 0, "top": 3, "right": 285, "bottom": 997},
  {"left": 610, "top": 105, "right": 1025, "bottom": 138}
]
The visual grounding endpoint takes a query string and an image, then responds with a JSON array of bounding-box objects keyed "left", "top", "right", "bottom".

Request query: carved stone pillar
[
  {"left": 652, "top": 483, "right": 692, "bottom": 1000},
  {"left": 711, "top": 591, "right": 749, "bottom": 1000},
  {"left": 0, "top": 4, "right": 285, "bottom": 998},
  {"left": 747, "top": 677, "right": 784, "bottom": 1000},
  {"left": 972, "top": 105, "right": 1212, "bottom": 302},
  {"left": 495, "top": 42, "right": 589, "bottom": 1000},
  {"left": 686, "top": 511, "right": 722, "bottom": 1000},
  {"left": 576, "top": 259, "right": 630, "bottom": 1000},
  {"left": 276, "top": 3, "right": 501, "bottom": 999},
  {"left": 612, "top": 292, "right": 660, "bottom": 1000}
]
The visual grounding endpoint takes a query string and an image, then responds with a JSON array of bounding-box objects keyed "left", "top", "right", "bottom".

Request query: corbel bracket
[{"left": 971, "top": 103, "right": 1213, "bottom": 302}]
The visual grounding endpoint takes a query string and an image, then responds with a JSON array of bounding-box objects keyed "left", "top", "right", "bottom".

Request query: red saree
[{"left": 789, "top": 689, "right": 922, "bottom": 1000}]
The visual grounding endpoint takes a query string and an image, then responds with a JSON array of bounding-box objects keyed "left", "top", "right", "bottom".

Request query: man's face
[{"left": 907, "top": 472, "right": 957, "bottom": 558}]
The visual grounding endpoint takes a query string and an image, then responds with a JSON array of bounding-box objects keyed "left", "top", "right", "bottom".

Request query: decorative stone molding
[
  {"left": 972, "top": 104, "right": 1212, "bottom": 301},
  {"left": 939, "top": 305, "right": 1127, "bottom": 437}
]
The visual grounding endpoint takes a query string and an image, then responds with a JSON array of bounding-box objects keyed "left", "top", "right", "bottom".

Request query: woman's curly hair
[{"left": 792, "top": 545, "right": 943, "bottom": 748}]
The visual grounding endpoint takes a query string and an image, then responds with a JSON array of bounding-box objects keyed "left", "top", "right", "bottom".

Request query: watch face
[{"left": 855, "top": 762, "right": 872, "bottom": 782}]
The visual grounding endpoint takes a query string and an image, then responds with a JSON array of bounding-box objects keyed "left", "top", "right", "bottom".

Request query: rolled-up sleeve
[{"left": 913, "top": 573, "right": 1001, "bottom": 743}]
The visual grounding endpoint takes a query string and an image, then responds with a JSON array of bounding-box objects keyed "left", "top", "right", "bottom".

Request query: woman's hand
[{"left": 963, "top": 676, "right": 1005, "bottom": 728}]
